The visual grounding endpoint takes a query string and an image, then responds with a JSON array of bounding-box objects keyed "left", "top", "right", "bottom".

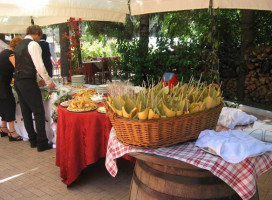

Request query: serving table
[
  {"left": 56, "top": 104, "right": 112, "bottom": 185},
  {"left": 106, "top": 128, "right": 272, "bottom": 200}
]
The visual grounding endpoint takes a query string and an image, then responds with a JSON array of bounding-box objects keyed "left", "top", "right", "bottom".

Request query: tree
[
  {"left": 139, "top": 14, "right": 150, "bottom": 83},
  {"left": 238, "top": 10, "right": 254, "bottom": 100}
]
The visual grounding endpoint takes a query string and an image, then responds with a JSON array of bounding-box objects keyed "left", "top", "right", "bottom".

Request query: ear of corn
[{"left": 107, "top": 81, "right": 223, "bottom": 120}]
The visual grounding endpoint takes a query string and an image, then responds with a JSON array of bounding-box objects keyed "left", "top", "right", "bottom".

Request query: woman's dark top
[{"left": 0, "top": 49, "right": 14, "bottom": 99}]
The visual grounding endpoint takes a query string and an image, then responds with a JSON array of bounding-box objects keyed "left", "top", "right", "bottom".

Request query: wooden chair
[{"left": 96, "top": 60, "right": 112, "bottom": 84}]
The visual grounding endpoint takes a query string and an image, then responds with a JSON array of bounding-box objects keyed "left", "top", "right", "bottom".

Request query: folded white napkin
[
  {"left": 243, "top": 121, "right": 272, "bottom": 143},
  {"left": 217, "top": 107, "right": 257, "bottom": 129},
  {"left": 195, "top": 129, "right": 272, "bottom": 163}
]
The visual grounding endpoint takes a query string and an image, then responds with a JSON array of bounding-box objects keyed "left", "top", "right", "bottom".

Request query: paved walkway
[
  {"left": 0, "top": 136, "right": 271, "bottom": 200},
  {"left": 0, "top": 138, "right": 133, "bottom": 200}
]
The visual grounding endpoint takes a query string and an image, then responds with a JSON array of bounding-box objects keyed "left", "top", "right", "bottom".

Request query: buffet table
[
  {"left": 56, "top": 104, "right": 112, "bottom": 185},
  {"left": 106, "top": 128, "right": 272, "bottom": 200}
]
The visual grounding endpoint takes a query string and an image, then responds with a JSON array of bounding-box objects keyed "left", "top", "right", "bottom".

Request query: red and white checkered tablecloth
[{"left": 105, "top": 128, "right": 272, "bottom": 200}]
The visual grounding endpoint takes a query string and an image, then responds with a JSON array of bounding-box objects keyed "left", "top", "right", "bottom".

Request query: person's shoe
[
  {"left": 37, "top": 143, "right": 53, "bottom": 152},
  {"left": 0, "top": 127, "right": 8, "bottom": 137},
  {"left": 30, "top": 143, "right": 37, "bottom": 148},
  {"left": 8, "top": 131, "right": 23, "bottom": 142}
]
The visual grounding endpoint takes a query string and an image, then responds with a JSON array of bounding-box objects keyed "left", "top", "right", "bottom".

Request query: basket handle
[
  {"left": 207, "top": 83, "right": 221, "bottom": 95},
  {"left": 102, "top": 99, "right": 117, "bottom": 120}
]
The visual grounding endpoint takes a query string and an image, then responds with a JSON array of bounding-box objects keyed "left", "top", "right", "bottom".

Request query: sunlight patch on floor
[{"left": 0, "top": 167, "right": 39, "bottom": 184}]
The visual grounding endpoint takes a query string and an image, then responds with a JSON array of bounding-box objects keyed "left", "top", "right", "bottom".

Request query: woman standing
[{"left": 0, "top": 37, "right": 23, "bottom": 141}]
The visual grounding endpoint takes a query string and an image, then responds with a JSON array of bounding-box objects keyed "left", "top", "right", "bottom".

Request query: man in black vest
[
  {"left": 14, "top": 25, "right": 55, "bottom": 152},
  {"left": 39, "top": 34, "right": 57, "bottom": 77}
]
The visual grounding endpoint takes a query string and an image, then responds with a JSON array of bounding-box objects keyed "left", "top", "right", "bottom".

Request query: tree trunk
[
  {"left": 59, "top": 23, "right": 70, "bottom": 77},
  {"left": 75, "top": 21, "right": 82, "bottom": 67},
  {"left": 238, "top": 10, "right": 254, "bottom": 101},
  {"left": 139, "top": 14, "right": 150, "bottom": 83}
]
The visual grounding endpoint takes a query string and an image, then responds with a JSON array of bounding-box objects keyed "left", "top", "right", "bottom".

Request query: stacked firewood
[
  {"left": 221, "top": 78, "right": 237, "bottom": 99},
  {"left": 244, "top": 70, "right": 272, "bottom": 102},
  {"left": 244, "top": 46, "right": 272, "bottom": 103},
  {"left": 221, "top": 45, "right": 272, "bottom": 103}
]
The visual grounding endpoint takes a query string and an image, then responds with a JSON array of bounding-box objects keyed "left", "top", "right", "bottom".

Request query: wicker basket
[{"left": 103, "top": 100, "right": 224, "bottom": 148}]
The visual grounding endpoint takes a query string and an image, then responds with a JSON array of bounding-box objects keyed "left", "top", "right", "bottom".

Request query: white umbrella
[
  {"left": 1, "top": 0, "right": 271, "bottom": 34},
  {"left": 129, "top": 0, "right": 272, "bottom": 15},
  {"left": 0, "top": 0, "right": 129, "bottom": 33},
  {"left": 1, "top": 0, "right": 272, "bottom": 20},
  {"left": 213, "top": 0, "right": 272, "bottom": 11},
  {"left": 0, "top": 0, "right": 128, "bottom": 22},
  {"left": 130, "top": 0, "right": 210, "bottom": 15},
  {"left": 0, "top": 16, "right": 81, "bottom": 34}
]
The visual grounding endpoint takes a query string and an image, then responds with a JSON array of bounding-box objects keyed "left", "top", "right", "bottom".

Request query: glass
[
  {"left": 58, "top": 76, "right": 63, "bottom": 84},
  {"left": 63, "top": 76, "right": 68, "bottom": 85}
]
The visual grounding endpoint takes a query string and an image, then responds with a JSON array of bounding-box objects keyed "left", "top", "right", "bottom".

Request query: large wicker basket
[{"left": 103, "top": 100, "right": 223, "bottom": 148}]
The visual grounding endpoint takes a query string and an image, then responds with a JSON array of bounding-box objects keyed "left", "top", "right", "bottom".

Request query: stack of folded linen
[
  {"left": 96, "top": 84, "right": 108, "bottom": 94},
  {"left": 218, "top": 107, "right": 257, "bottom": 129},
  {"left": 243, "top": 121, "right": 272, "bottom": 142},
  {"left": 196, "top": 129, "right": 272, "bottom": 163},
  {"left": 71, "top": 75, "right": 85, "bottom": 85},
  {"left": 217, "top": 107, "right": 272, "bottom": 142}
]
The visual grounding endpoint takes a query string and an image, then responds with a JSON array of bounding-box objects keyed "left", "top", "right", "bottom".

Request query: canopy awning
[{"left": 1, "top": 0, "right": 272, "bottom": 34}]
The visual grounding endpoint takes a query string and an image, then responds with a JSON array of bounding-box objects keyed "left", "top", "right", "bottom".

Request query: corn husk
[
  {"left": 138, "top": 108, "right": 149, "bottom": 120},
  {"left": 148, "top": 108, "right": 160, "bottom": 119},
  {"left": 122, "top": 107, "right": 137, "bottom": 118},
  {"left": 162, "top": 102, "right": 176, "bottom": 117},
  {"left": 203, "top": 96, "right": 218, "bottom": 110},
  {"left": 122, "top": 97, "right": 137, "bottom": 118},
  {"left": 106, "top": 81, "right": 223, "bottom": 120},
  {"left": 189, "top": 102, "right": 205, "bottom": 113},
  {"left": 113, "top": 96, "right": 124, "bottom": 110}
]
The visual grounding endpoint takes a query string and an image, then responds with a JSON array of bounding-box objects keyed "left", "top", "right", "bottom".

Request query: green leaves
[
  {"left": 43, "top": 91, "right": 51, "bottom": 101},
  {"left": 53, "top": 94, "right": 72, "bottom": 107}
]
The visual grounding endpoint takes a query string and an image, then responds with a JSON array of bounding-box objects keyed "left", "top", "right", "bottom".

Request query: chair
[{"left": 95, "top": 60, "right": 112, "bottom": 84}]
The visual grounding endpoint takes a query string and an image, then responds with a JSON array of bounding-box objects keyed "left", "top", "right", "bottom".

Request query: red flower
[{"left": 62, "top": 17, "right": 82, "bottom": 75}]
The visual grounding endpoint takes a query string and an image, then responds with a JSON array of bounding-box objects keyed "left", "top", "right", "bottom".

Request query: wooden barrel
[{"left": 129, "top": 153, "right": 258, "bottom": 200}]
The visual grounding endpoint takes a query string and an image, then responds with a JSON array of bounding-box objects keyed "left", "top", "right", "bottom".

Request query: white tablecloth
[
  {"left": 0, "top": 89, "right": 58, "bottom": 145},
  {"left": 0, "top": 84, "right": 98, "bottom": 146}
]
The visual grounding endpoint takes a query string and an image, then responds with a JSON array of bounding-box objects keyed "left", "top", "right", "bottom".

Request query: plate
[
  {"left": 71, "top": 85, "right": 87, "bottom": 89},
  {"left": 199, "top": 147, "right": 266, "bottom": 157},
  {"left": 60, "top": 101, "right": 71, "bottom": 107},
  {"left": 200, "top": 147, "right": 218, "bottom": 156},
  {"left": 97, "top": 106, "right": 106, "bottom": 114},
  {"left": 67, "top": 106, "right": 97, "bottom": 112},
  {"left": 91, "top": 95, "right": 104, "bottom": 103},
  {"left": 39, "top": 85, "right": 48, "bottom": 90}
]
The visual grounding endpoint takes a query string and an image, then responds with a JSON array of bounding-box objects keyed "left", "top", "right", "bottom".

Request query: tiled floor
[
  {"left": 0, "top": 138, "right": 134, "bottom": 200},
  {"left": 0, "top": 135, "right": 271, "bottom": 200}
]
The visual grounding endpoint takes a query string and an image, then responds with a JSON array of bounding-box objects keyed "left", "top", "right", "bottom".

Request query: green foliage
[
  {"left": 80, "top": 34, "right": 119, "bottom": 59},
  {"left": 80, "top": 10, "right": 272, "bottom": 88},
  {"left": 53, "top": 94, "right": 72, "bottom": 107},
  {"left": 84, "top": 16, "right": 137, "bottom": 40},
  {"left": 115, "top": 35, "right": 219, "bottom": 86},
  {"left": 254, "top": 11, "right": 272, "bottom": 45},
  {"left": 161, "top": 10, "right": 210, "bottom": 42},
  {"left": 42, "top": 90, "right": 51, "bottom": 101}
]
